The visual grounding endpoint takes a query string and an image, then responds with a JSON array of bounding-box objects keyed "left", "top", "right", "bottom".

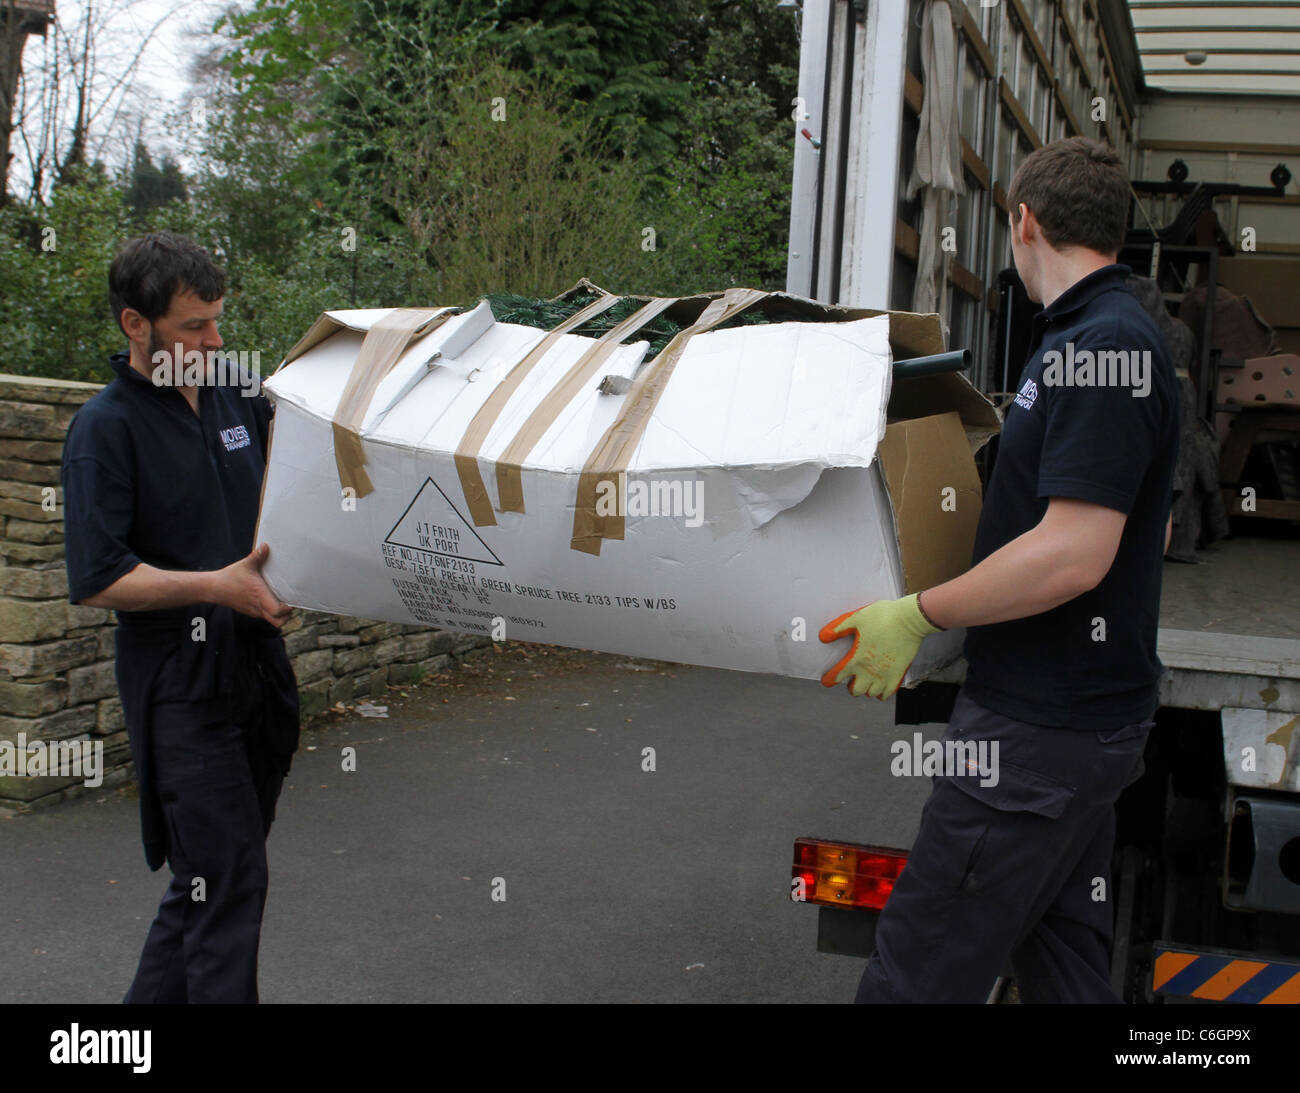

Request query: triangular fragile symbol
[{"left": 384, "top": 477, "right": 504, "bottom": 566}]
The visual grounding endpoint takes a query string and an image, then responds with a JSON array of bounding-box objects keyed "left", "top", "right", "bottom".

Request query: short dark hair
[
  {"left": 1007, "top": 137, "right": 1130, "bottom": 255},
  {"left": 108, "top": 231, "right": 225, "bottom": 334}
]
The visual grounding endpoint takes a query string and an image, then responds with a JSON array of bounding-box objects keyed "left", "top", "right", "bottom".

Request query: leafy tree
[
  {"left": 125, "top": 142, "right": 187, "bottom": 219},
  {"left": 209, "top": 2, "right": 652, "bottom": 302},
  {"left": 0, "top": 0, "right": 805, "bottom": 386},
  {"left": 0, "top": 173, "right": 138, "bottom": 383},
  {"left": 491, "top": 0, "right": 695, "bottom": 166},
  {"left": 214, "top": 0, "right": 504, "bottom": 223},
  {"left": 209, "top": 0, "right": 800, "bottom": 296},
  {"left": 639, "top": 0, "right": 800, "bottom": 292},
  {"left": 379, "top": 50, "right": 647, "bottom": 301}
]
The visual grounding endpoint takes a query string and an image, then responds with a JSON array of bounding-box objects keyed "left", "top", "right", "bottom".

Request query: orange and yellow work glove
[{"left": 819, "top": 593, "right": 943, "bottom": 699}]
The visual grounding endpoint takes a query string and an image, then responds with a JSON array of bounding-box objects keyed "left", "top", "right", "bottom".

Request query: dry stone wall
[{"left": 0, "top": 374, "right": 486, "bottom": 810}]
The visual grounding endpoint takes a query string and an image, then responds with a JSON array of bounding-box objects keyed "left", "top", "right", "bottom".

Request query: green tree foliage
[
  {"left": 0, "top": 1, "right": 802, "bottom": 384},
  {"left": 215, "top": 0, "right": 505, "bottom": 221},
  {"left": 0, "top": 175, "right": 139, "bottom": 384},
  {"left": 380, "top": 52, "right": 647, "bottom": 301},
  {"left": 639, "top": 0, "right": 800, "bottom": 294},
  {"left": 195, "top": 231, "right": 439, "bottom": 369},
  {"left": 491, "top": 0, "right": 694, "bottom": 166},
  {"left": 184, "top": 88, "right": 329, "bottom": 276},
  {"left": 125, "top": 143, "right": 188, "bottom": 221},
  {"left": 210, "top": 0, "right": 799, "bottom": 296},
  {"left": 217, "top": 0, "right": 693, "bottom": 179},
  {"left": 211, "top": 2, "right": 653, "bottom": 302}
]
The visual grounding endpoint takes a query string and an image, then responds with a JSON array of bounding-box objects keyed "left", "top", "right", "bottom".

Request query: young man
[
  {"left": 821, "top": 137, "right": 1180, "bottom": 1002},
  {"left": 61, "top": 231, "right": 300, "bottom": 1003}
]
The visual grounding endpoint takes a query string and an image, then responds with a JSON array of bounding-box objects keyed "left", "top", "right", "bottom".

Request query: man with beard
[{"left": 61, "top": 231, "right": 300, "bottom": 1003}]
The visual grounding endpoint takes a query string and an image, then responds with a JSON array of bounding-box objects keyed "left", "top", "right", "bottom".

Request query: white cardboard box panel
[{"left": 256, "top": 301, "right": 989, "bottom": 683}]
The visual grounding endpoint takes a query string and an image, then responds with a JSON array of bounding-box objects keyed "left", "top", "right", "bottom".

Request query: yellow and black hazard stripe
[{"left": 1154, "top": 945, "right": 1300, "bottom": 1003}]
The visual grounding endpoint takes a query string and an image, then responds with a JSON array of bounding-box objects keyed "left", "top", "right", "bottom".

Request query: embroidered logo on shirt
[
  {"left": 218, "top": 424, "right": 251, "bottom": 452},
  {"left": 1013, "top": 378, "right": 1039, "bottom": 411}
]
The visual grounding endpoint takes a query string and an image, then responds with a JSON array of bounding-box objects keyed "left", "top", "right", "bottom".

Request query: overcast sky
[{"left": 14, "top": 0, "right": 233, "bottom": 188}]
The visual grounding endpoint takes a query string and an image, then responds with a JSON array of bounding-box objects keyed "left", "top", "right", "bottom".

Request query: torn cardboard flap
[
  {"left": 277, "top": 307, "right": 453, "bottom": 375},
  {"left": 729, "top": 462, "right": 828, "bottom": 531},
  {"left": 889, "top": 369, "right": 1002, "bottom": 447},
  {"left": 876, "top": 410, "right": 984, "bottom": 594},
  {"left": 272, "top": 305, "right": 467, "bottom": 423},
  {"left": 368, "top": 302, "right": 498, "bottom": 418}
]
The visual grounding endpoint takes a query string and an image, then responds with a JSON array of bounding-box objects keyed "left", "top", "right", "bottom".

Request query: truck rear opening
[{"left": 785, "top": 0, "right": 1300, "bottom": 1004}]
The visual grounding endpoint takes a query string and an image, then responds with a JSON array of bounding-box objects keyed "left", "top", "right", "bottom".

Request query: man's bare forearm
[
  {"left": 81, "top": 563, "right": 222, "bottom": 613},
  {"left": 919, "top": 526, "right": 1099, "bottom": 631}
]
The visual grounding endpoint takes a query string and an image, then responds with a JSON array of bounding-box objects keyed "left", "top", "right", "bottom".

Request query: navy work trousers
[
  {"left": 123, "top": 650, "right": 285, "bottom": 1004},
  {"left": 856, "top": 688, "right": 1153, "bottom": 1004}
]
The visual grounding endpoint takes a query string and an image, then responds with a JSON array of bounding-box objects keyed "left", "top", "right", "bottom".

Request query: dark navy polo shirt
[
  {"left": 962, "top": 264, "right": 1181, "bottom": 730},
  {"left": 62, "top": 348, "right": 300, "bottom": 870},
  {"left": 61, "top": 349, "right": 280, "bottom": 703}
]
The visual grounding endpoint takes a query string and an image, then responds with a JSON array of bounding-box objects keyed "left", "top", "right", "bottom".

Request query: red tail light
[{"left": 791, "top": 837, "right": 908, "bottom": 911}]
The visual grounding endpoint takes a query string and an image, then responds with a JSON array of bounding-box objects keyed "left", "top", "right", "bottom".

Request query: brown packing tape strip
[
  {"left": 333, "top": 307, "right": 456, "bottom": 499},
  {"left": 454, "top": 291, "right": 621, "bottom": 527},
  {"left": 570, "top": 287, "right": 769, "bottom": 555},
  {"left": 496, "top": 296, "right": 678, "bottom": 515}
]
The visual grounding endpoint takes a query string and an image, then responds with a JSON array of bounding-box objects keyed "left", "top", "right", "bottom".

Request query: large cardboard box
[{"left": 255, "top": 283, "right": 1000, "bottom": 683}]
